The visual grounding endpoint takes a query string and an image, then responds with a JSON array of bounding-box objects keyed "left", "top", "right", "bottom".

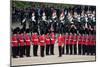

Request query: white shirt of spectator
[
  {"left": 93, "top": 16, "right": 96, "bottom": 22},
  {"left": 68, "top": 15, "right": 73, "bottom": 22},
  {"left": 22, "top": 18, "right": 26, "bottom": 23},
  {"left": 91, "top": 14, "right": 96, "bottom": 22},
  {"left": 86, "top": 17, "right": 88, "bottom": 22},
  {"left": 71, "top": 21, "right": 74, "bottom": 23},
  {"left": 32, "top": 16, "right": 36, "bottom": 22},
  {"left": 85, "top": 22, "right": 88, "bottom": 28},
  {"left": 52, "top": 15, "right": 57, "bottom": 22},
  {"left": 52, "top": 15, "right": 56, "bottom": 19},
  {"left": 49, "top": 19, "right": 52, "bottom": 23},
  {"left": 60, "top": 16, "right": 65, "bottom": 21},
  {"left": 74, "top": 15, "right": 78, "bottom": 18},
  {"left": 77, "top": 15, "right": 80, "bottom": 22},
  {"left": 65, "top": 11, "right": 67, "bottom": 15},
  {"left": 42, "top": 16, "right": 46, "bottom": 21},
  {"left": 52, "top": 12, "right": 57, "bottom": 19}
]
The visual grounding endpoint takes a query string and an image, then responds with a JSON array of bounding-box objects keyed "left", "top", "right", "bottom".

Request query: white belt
[
  {"left": 26, "top": 40, "right": 30, "bottom": 41},
  {"left": 12, "top": 41, "right": 17, "bottom": 42},
  {"left": 20, "top": 40, "right": 24, "bottom": 42},
  {"left": 34, "top": 39, "right": 38, "bottom": 41},
  {"left": 40, "top": 41, "right": 44, "bottom": 42}
]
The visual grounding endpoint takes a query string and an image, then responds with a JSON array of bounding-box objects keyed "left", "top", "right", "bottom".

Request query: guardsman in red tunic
[
  {"left": 24, "top": 29, "right": 31, "bottom": 57},
  {"left": 72, "top": 33, "right": 77, "bottom": 55},
  {"left": 58, "top": 34, "right": 64, "bottom": 57},
  {"left": 15, "top": 28, "right": 20, "bottom": 56},
  {"left": 82, "top": 34, "right": 87, "bottom": 55},
  {"left": 87, "top": 34, "right": 92, "bottom": 55},
  {"left": 45, "top": 33, "right": 50, "bottom": 55},
  {"left": 78, "top": 33, "right": 85, "bottom": 55},
  {"left": 32, "top": 33, "right": 39, "bottom": 56},
  {"left": 62, "top": 34, "right": 65, "bottom": 54},
  {"left": 19, "top": 29, "right": 25, "bottom": 57},
  {"left": 69, "top": 33, "right": 73, "bottom": 55},
  {"left": 84, "top": 34, "right": 89, "bottom": 55},
  {"left": 11, "top": 31, "right": 19, "bottom": 58},
  {"left": 81, "top": 34, "right": 86, "bottom": 55},
  {"left": 78, "top": 33, "right": 82, "bottom": 55},
  {"left": 81, "top": 34, "right": 85, "bottom": 55},
  {"left": 65, "top": 33, "right": 69, "bottom": 54},
  {"left": 39, "top": 34, "right": 45, "bottom": 57},
  {"left": 50, "top": 32, "right": 56, "bottom": 55}
]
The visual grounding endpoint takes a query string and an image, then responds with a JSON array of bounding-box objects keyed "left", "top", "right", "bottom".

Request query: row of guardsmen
[
  {"left": 58, "top": 33, "right": 96, "bottom": 57},
  {"left": 11, "top": 28, "right": 96, "bottom": 58},
  {"left": 11, "top": 29, "right": 55, "bottom": 58}
]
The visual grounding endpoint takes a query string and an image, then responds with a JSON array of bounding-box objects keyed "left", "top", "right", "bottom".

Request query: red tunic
[
  {"left": 45, "top": 34, "right": 50, "bottom": 45},
  {"left": 93, "top": 40, "right": 96, "bottom": 45},
  {"left": 84, "top": 35, "right": 89, "bottom": 46},
  {"left": 76, "top": 35, "right": 79, "bottom": 45},
  {"left": 39, "top": 35, "right": 45, "bottom": 46},
  {"left": 16, "top": 34, "right": 20, "bottom": 39},
  {"left": 32, "top": 34, "right": 35, "bottom": 40},
  {"left": 24, "top": 34, "right": 31, "bottom": 46},
  {"left": 82, "top": 35, "right": 85, "bottom": 45},
  {"left": 68, "top": 35, "right": 73, "bottom": 45},
  {"left": 50, "top": 32, "right": 56, "bottom": 45},
  {"left": 78, "top": 35, "right": 82, "bottom": 45},
  {"left": 88, "top": 35, "right": 92, "bottom": 46},
  {"left": 72, "top": 35, "right": 77, "bottom": 45},
  {"left": 82, "top": 35, "right": 86, "bottom": 45},
  {"left": 11, "top": 35, "right": 18, "bottom": 47},
  {"left": 62, "top": 35, "right": 65, "bottom": 45},
  {"left": 65, "top": 35, "right": 69, "bottom": 45},
  {"left": 58, "top": 35, "right": 63, "bottom": 46},
  {"left": 32, "top": 34, "right": 39, "bottom": 45},
  {"left": 92, "top": 35, "right": 96, "bottom": 45},
  {"left": 19, "top": 34, "right": 24, "bottom": 46}
]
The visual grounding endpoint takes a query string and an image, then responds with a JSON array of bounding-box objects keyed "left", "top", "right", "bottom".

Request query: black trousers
[
  {"left": 89, "top": 45, "right": 92, "bottom": 55},
  {"left": 46, "top": 45, "right": 50, "bottom": 55},
  {"left": 62, "top": 45, "right": 65, "bottom": 54},
  {"left": 86, "top": 45, "right": 89, "bottom": 55},
  {"left": 50, "top": 44, "right": 54, "bottom": 55},
  {"left": 17, "top": 46, "right": 20, "bottom": 56},
  {"left": 69, "top": 45, "right": 72, "bottom": 54},
  {"left": 87, "top": 45, "right": 91, "bottom": 55},
  {"left": 19, "top": 46, "right": 25, "bottom": 57},
  {"left": 33, "top": 45, "right": 38, "bottom": 56},
  {"left": 66, "top": 45, "right": 69, "bottom": 54},
  {"left": 83, "top": 45, "right": 86, "bottom": 55},
  {"left": 40, "top": 46, "right": 45, "bottom": 57},
  {"left": 91, "top": 45, "right": 96, "bottom": 55},
  {"left": 25, "top": 46, "right": 30, "bottom": 57},
  {"left": 78, "top": 45, "right": 82, "bottom": 55},
  {"left": 58, "top": 46, "right": 62, "bottom": 57},
  {"left": 74, "top": 45, "right": 77, "bottom": 55},
  {"left": 93, "top": 45, "right": 96, "bottom": 55},
  {"left": 12, "top": 46, "right": 18, "bottom": 58},
  {"left": 23, "top": 46, "right": 26, "bottom": 55}
]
